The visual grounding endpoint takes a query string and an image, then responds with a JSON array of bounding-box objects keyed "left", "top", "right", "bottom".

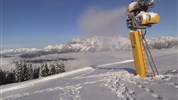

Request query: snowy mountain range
[{"left": 1, "top": 36, "right": 178, "bottom": 57}]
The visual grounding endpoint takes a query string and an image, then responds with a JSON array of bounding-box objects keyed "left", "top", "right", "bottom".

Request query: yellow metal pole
[{"left": 130, "top": 30, "right": 148, "bottom": 77}]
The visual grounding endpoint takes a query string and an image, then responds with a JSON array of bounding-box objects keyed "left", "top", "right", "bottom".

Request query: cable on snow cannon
[{"left": 127, "top": 0, "right": 160, "bottom": 77}]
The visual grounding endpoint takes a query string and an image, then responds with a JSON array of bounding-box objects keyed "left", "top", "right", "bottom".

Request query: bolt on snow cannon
[{"left": 127, "top": 0, "right": 160, "bottom": 77}]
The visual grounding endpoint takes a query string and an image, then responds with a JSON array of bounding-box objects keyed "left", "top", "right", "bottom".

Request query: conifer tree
[
  {"left": 22, "top": 61, "right": 29, "bottom": 81},
  {"left": 0, "top": 67, "right": 6, "bottom": 85},
  {"left": 6, "top": 69, "right": 16, "bottom": 84},
  {"left": 60, "top": 63, "right": 65, "bottom": 73},
  {"left": 34, "top": 67, "right": 40, "bottom": 79},
  {"left": 40, "top": 63, "right": 49, "bottom": 77},
  {"left": 15, "top": 61, "right": 23, "bottom": 82},
  {"left": 55, "top": 61, "right": 61, "bottom": 74},
  {"left": 49, "top": 63, "right": 56, "bottom": 75},
  {"left": 27, "top": 63, "right": 34, "bottom": 80},
  {"left": 55, "top": 61, "right": 65, "bottom": 74}
]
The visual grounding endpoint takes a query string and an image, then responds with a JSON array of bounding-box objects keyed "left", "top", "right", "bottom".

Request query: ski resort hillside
[
  {"left": 0, "top": 48, "right": 177, "bottom": 100},
  {"left": 0, "top": 36, "right": 178, "bottom": 100}
]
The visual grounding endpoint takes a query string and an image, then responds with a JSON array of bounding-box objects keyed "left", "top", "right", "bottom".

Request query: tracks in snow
[
  {"left": 1, "top": 59, "right": 177, "bottom": 100},
  {"left": 1, "top": 70, "right": 177, "bottom": 100},
  {"left": 1, "top": 85, "right": 82, "bottom": 100},
  {"left": 100, "top": 70, "right": 177, "bottom": 100},
  {"left": 102, "top": 71, "right": 137, "bottom": 100}
]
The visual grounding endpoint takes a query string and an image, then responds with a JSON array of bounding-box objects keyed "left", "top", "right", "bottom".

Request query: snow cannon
[
  {"left": 135, "top": 12, "right": 160, "bottom": 25},
  {"left": 127, "top": 0, "right": 160, "bottom": 30},
  {"left": 127, "top": 0, "right": 160, "bottom": 77}
]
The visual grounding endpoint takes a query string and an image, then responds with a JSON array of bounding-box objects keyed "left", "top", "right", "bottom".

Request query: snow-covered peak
[
  {"left": 43, "top": 45, "right": 65, "bottom": 52},
  {"left": 65, "top": 36, "right": 130, "bottom": 52},
  {"left": 148, "top": 36, "right": 178, "bottom": 49},
  {"left": 1, "top": 48, "right": 40, "bottom": 54}
]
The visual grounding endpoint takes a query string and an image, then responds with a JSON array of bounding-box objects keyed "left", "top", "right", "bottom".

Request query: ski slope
[{"left": 0, "top": 52, "right": 178, "bottom": 100}]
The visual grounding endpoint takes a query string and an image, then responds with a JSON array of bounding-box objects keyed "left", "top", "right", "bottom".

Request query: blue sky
[{"left": 0, "top": 0, "right": 177, "bottom": 49}]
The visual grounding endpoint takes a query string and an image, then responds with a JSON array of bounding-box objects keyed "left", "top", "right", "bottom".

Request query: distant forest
[{"left": 0, "top": 61, "right": 65, "bottom": 85}]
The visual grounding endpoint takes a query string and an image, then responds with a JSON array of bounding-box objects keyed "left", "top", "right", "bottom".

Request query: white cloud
[{"left": 78, "top": 7, "right": 127, "bottom": 37}]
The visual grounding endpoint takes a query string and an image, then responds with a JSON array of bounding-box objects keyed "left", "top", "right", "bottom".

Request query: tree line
[{"left": 0, "top": 61, "right": 65, "bottom": 85}]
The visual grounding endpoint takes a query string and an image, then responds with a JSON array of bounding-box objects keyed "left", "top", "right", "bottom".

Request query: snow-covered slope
[
  {"left": 0, "top": 51, "right": 177, "bottom": 100},
  {"left": 1, "top": 36, "right": 178, "bottom": 56}
]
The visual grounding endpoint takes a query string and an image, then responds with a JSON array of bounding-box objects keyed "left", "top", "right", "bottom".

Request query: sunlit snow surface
[{"left": 0, "top": 48, "right": 178, "bottom": 100}]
